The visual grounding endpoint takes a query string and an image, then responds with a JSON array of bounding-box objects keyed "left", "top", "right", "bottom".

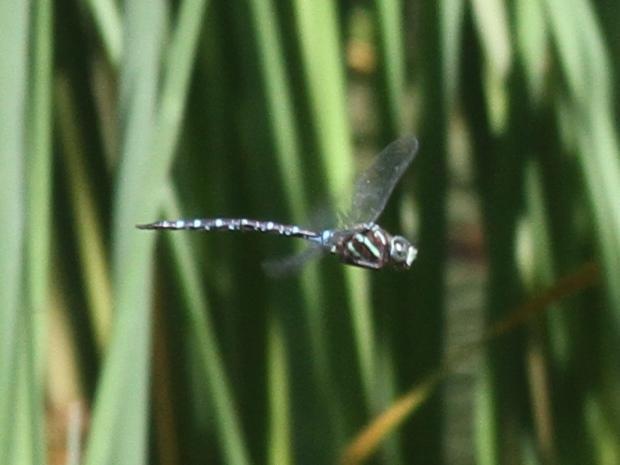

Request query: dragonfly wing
[
  {"left": 262, "top": 246, "right": 325, "bottom": 277},
  {"left": 346, "top": 136, "right": 418, "bottom": 225}
]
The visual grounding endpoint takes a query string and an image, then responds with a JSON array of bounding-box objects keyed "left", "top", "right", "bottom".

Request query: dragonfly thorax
[{"left": 327, "top": 223, "right": 416, "bottom": 270}]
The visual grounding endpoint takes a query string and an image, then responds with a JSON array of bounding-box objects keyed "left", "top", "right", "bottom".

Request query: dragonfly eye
[{"left": 389, "top": 236, "right": 417, "bottom": 269}]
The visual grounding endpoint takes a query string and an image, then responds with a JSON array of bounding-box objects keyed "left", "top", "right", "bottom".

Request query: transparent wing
[
  {"left": 261, "top": 245, "right": 325, "bottom": 278},
  {"left": 345, "top": 136, "right": 418, "bottom": 225}
]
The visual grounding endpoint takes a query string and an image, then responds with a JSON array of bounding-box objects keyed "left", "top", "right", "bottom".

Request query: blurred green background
[{"left": 1, "top": 0, "right": 619, "bottom": 464}]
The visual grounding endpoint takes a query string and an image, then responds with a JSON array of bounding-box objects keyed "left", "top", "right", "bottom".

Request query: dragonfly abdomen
[{"left": 137, "top": 218, "right": 320, "bottom": 241}]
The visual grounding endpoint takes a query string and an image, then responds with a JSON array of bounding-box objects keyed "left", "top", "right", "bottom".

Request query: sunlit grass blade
[
  {"left": 515, "top": 0, "right": 548, "bottom": 101},
  {"left": 16, "top": 0, "right": 54, "bottom": 463},
  {"left": 85, "top": 0, "right": 122, "bottom": 65},
  {"left": 292, "top": 0, "right": 353, "bottom": 197},
  {"left": 26, "top": 0, "right": 53, "bottom": 364},
  {"left": 292, "top": 0, "right": 377, "bottom": 410},
  {"left": 470, "top": 0, "right": 512, "bottom": 131},
  {"left": 83, "top": 1, "right": 166, "bottom": 464},
  {"left": 145, "top": 0, "right": 211, "bottom": 195},
  {"left": 0, "top": 1, "right": 30, "bottom": 464},
  {"left": 543, "top": 3, "right": 620, "bottom": 453},
  {"left": 469, "top": 0, "right": 511, "bottom": 75},
  {"left": 374, "top": 0, "right": 407, "bottom": 132}
]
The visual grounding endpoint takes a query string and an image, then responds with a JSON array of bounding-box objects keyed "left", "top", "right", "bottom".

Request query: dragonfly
[{"left": 137, "top": 137, "right": 419, "bottom": 271}]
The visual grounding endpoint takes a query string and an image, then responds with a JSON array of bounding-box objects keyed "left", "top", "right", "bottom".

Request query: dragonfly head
[{"left": 389, "top": 236, "right": 417, "bottom": 269}]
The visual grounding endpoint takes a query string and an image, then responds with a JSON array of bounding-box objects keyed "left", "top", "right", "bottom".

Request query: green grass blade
[
  {"left": 247, "top": 0, "right": 347, "bottom": 454},
  {"left": 161, "top": 188, "right": 252, "bottom": 465},
  {"left": 85, "top": 0, "right": 122, "bottom": 65},
  {"left": 470, "top": 0, "right": 512, "bottom": 131},
  {"left": 545, "top": 0, "right": 620, "bottom": 337},
  {"left": 27, "top": 0, "right": 53, "bottom": 359},
  {"left": 515, "top": 0, "right": 548, "bottom": 101},
  {"left": 292, "top": 0, "right": 376, "bottom": 407},
  {"left": 374, "top": 0, "right": 406, "bottom": 131},
  {"left": 248, "top": 0, "right": 306, "bottom": 216},
  {"left": 267, "top": 317, "right": 292, "bottom": 465},
  {"left": 55, "top": 78, "right": 113, "bottom": 349},
  {"left": 397, "top": 3, "right": 449, "bottom": 463},
  {"left": 462, "top": 8, "right": 525, "bottom": 464},
  {"left": 83, "top": 1, "right": 166, "bottom": 464},
  {"left": 440, "top": 0, "right": 466, "bottom": 104},
  {"left": 144, "top": 0, "right": 211, "bottom": 195},
  {"left": 0, "top": 1, "right": 30, "bottom": 463},
  {"left": 292, "top": 0, "right": 353, "bottom": 197},
  {"left": 469, "top": 0, "right": 511, "bottom": 74},
  {"left": 17, "top": 0, "right": 54, "bottom": 463}
]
